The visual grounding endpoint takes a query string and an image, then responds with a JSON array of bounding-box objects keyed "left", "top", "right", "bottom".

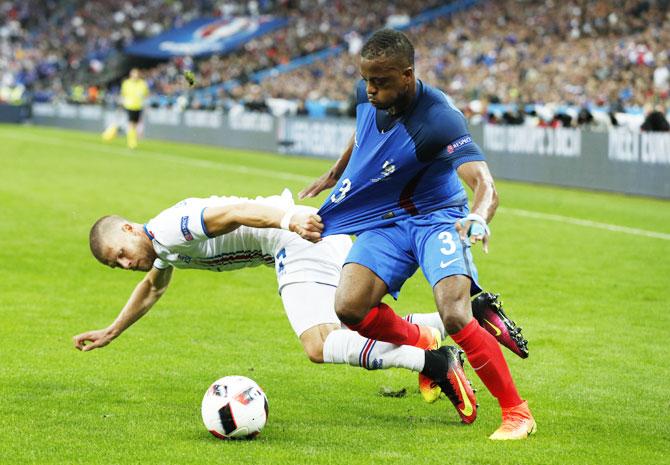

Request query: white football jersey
[{"left": 144, "top": 190, "right": 297, "bottom": 272}]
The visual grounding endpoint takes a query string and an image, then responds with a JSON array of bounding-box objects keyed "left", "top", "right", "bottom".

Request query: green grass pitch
[{"left": 0, "top": 124, "right": 668, "bottom": 464}]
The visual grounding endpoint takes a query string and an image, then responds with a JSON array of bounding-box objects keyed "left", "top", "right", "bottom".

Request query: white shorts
[
  {"left": 280, "top": 282, "right": 340, "bottom": 336},
  {"left": 274, "top": 234, "right": 352, "bottom": 292}
]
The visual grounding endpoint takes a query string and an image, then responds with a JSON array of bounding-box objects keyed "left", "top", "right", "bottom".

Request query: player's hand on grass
[
  {"left": 73, "top": 328, "right": 116, "bottom": 352},
  {"left": 290, "top": 210, "right": 324, "bottom": 243},
  {"left": 298, "top": 171, "right": 338, "bottom": 199},
  {"left": 456, "top": 217, "right": 490, "bottom": 254}
]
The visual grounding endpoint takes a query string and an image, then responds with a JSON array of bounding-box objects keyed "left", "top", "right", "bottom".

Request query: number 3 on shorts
[
  {"left": 330, "top": 178, "right": 351, "bottom": 203},
  {"left": 439, "top": 231, "right": 456, "bottom": 256}
]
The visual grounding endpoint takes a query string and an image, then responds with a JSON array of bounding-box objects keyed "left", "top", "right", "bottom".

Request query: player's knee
[
  {"left": 442, "top": 310, "right": 472, "bottom": 335},
  {"left": 302, "top": 341, "right": 324, "bottom": 363},
  {"left": 334, "top": 289, "right": 367, "bottom": 325},
  {"left": 434, "top": 277, "right": 473, "bottom": 334}
]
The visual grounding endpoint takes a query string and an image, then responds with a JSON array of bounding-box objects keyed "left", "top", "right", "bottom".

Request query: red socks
[
  {"left": 346, "top": 306, "right": 522, "bottom": 408},
  {"left": 347, "top": 303, "right": 421, "bottom": 346},
  {"left": 451, "top": 318, "right": 522, "bottom": 409}
]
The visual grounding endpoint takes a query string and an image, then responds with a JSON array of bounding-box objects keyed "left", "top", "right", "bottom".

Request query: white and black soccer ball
[{"left": 201, "top": 375, "right": 269, "bottom": 439}]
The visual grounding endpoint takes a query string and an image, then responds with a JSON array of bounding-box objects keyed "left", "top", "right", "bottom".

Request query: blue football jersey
[{"left": 318, "top": 79, "right": 486, "bottom": 236}]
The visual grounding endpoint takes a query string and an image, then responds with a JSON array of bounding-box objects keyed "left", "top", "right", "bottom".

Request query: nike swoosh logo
[
  {"left": 440, "top": 258, "right": 459, "bottom": 269},
  {"left": 453, "top": 369, "right": 473, "bottom": 417},
  {"left": 484, "top": 319, "right": 502, "bottom": 336}
]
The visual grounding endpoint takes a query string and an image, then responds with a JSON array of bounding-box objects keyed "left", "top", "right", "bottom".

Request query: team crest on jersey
[
  {"left": 447, "top": 135, "right": 472, "bottom": 154},
  {"left": 370, "top": 159, "right": 396, "bottom": 183},
  {"left": 180, "top": 216, "right": 194, "bottom": 241}
]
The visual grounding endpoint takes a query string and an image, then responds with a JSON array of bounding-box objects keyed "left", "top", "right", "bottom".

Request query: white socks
[
  {"left": 322, "top": 329, "right": 425, "bottom": 372},
  {"left": 404, "top": 312, "right": 445, "bottom": 339},
  {"left": 321, "top": 312, "right": 446, "bottom": 372}
]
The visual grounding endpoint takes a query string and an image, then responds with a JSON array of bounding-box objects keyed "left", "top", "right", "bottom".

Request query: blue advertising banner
[{"left": 125, "top": 16, "right": 288, "bottom": 58}]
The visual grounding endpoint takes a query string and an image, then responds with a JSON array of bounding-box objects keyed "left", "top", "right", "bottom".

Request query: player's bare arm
[
  {"left": 73, "top": 266, "right": 173, "bottom": 351},
  {"left": 298, "top": 132, "right": 355, "bottom": 199},
  {"left": 203, "top": 202, "right": 324, "bottom": 242},
  {"left": 455, "top": 160, "right": 499, "bottom": 253}
]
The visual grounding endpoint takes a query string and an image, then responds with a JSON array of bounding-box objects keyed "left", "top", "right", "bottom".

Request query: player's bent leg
[
  {"left": 434, "top": 276, "right": 534, "bottom": 438},
  {"left": 471, "top": 292, "right": 529, "bottom": 359},
  {"left": 282, "top": 281, "right": 426, "bottom": 372},
  {"left": 286, "top": 279, "right": 460, "bottom": 404},
  {"left": 433, "top": 275, "right": 475, "bottom": 334},
  {"left": 318, "top": 318, "right": 441, "bottom": 400},
  {"left": 334, "top": 263, "right": 387, "bottom": 325},
  {"left": 322, "top": 329, "right": 424, "bottom": 372},
  {"left": 280, "top": 281, "right": 341, "bottom": 360},
  {"left": 404, "top": 291, "right": 530, "bottom": 401},
  {"left": 336, "top": 264, "right": 429, "bottom": 348}
]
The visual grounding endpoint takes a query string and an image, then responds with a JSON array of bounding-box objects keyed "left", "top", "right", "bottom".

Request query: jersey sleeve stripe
[{"left": 143, "top": 224, "right": 155, "bottom": 240}]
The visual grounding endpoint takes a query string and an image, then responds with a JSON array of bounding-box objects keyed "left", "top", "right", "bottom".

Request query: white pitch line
[
  {"left": 2, "top": 130, "right": 314, "bottom": 183},
  {"left": 4, "top": 128, "right": 670, "bottom": 241},
  {"left": 499, "top": 208, "right": 670, "bottom": 241}
]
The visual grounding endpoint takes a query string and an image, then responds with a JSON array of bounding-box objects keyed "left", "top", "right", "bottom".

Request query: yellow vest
[{"left": 121, "top": 78, "right": 149, "bottom": 111}]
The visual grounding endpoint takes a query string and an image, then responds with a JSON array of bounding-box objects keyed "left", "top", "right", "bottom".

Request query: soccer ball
[{"left": 201, "top": 375, "right": 269, "bottom": 439}]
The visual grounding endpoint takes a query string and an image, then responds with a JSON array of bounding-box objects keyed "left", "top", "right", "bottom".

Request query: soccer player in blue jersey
[{"left": 300, "top": 29, "right": 535, "bottom": 440}]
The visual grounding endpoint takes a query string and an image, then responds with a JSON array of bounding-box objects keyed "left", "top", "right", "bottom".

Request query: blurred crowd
[
  {"left": 231, "top": 0, "right": 670, "bottom": 129},
  {"left": 143, "top": 0, "right": 442, "bottom": 96},
  {"left": 2, "top": 0, "right": 669, "bottom": 131},
  {"left": 0, "top": 0, "right": 264, "bottom": 102},
  {"left": 1, "top": 0, "right": 438, "bottom": 103},
  {"left": 419, "top": 0, "right": 670, "bottom": 129}
]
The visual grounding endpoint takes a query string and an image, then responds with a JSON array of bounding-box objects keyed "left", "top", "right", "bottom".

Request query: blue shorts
[{"left": 345, "top": 207, "right": 482, "bottom": 298}]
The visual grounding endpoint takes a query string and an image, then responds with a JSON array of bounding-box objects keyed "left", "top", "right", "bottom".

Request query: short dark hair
[
  {"left": 361, "top": 28, "right": 414, "bottom": 67},
  {"left": 89, "top": 215, "right": 124, "bottom": 264}
]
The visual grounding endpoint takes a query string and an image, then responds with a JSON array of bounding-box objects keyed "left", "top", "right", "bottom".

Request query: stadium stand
[
  {"left": 2, "top": 0, "right": 669, "bottom": 129},
  {"left": 141, "top": 0, "right": 445, "bottom": 106},
  {"left": 232, "top": 0, "right": 670, "bottom": 127},
  {"left": 0, "top": 0, "right": 267, "bottom": 103}
]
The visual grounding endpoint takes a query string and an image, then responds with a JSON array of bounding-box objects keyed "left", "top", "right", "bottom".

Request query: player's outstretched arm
[
  {"left": 456, "top": 161, "right": 499, "bottom": 253},
  {"left": 73, "top": 266, "right": 173, "bottom": 352},
  {"left": 203, "top": 203, "right": 324, "bottom": 243},
  {"left": 299, "top": 132, "right": 355, "bottom": 199}
]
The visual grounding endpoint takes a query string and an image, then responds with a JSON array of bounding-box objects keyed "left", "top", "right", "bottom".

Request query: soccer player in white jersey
[{"left": 73, "top": 189, "right": 486, "bottom": 417}]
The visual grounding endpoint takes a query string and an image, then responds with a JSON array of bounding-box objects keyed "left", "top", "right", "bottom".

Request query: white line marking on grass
[
  {"left": 3, "top": 130, "right": 314, "bottom": 183},
  {"left": 5, "top": 129, "right": 670, "bottom": 241},
  {"left": 499, "top": 208, "right": 670, "bottom": 240}
]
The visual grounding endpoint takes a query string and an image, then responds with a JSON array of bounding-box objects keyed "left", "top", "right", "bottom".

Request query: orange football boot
[
  {"left": 489, "top": 401, "right": 537, "bottom": 440},
  {"left": 415, "top": 326, "right": 442, "bottom": 402}
]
